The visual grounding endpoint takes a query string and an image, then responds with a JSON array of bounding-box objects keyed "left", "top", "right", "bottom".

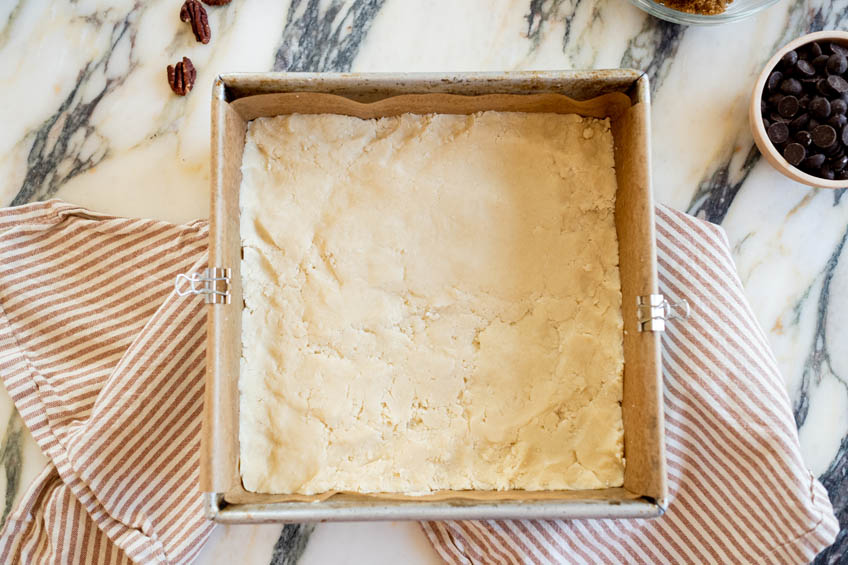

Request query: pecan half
[
  {"left": 167, "top": 57, "right": 197, "bottom": 96},
  {"left": 202, "top": 0, "right": 231, "bottom": 4},
  {"left": 180, "top": 0, "right": 210, "bottom": 44}
]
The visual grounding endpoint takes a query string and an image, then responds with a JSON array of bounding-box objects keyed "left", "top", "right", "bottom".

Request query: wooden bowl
[{"left": 750, "top": 30, "right": 848, "bottom": 189}]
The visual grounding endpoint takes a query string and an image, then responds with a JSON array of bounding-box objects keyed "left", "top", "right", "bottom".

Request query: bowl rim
[
  {"left": 750, "top": 30, "right": 848, "bottom": 189},
  {"left": 628, "top": 0, "right": 781, "bottom": 25}
]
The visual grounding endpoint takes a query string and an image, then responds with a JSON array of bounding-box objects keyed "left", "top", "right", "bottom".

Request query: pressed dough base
[{"left": 239, "top": 112, "right": 625, "bottom": 495}]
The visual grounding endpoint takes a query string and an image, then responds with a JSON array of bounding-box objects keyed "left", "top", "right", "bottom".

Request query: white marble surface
[{"left": 0, "top": 0, "right": 846, "bottom": 563}]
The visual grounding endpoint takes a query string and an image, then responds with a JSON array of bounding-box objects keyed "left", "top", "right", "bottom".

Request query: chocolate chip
[
  {"left": 829, "top": 114, "right": 848, "bottom": 129},
  {"left": 832, "top": 155, "right": 848, "bottom": 171},
  {"left": 829, "top": 42, "right": 848, "bottom": 57},
  {"left": 809, "top": 118, "right": 821, "bottom": 129},
  {"left": 828, "top": 75, "right": 848, "bottom": 93},
  {"left": 810, "top": 97, "right": 832, "bottom": 118},
  {"left": 790, "top": 113, "right": 810, "bottom": 130},
  {"left": 799, "top": 95, "right": 811, "bottom": 109},
  {"left": 778, "top": 95, "right": 799, "bottom": 117},
  {"left": 825, "top": 142, "right": 844, "bottom": 156},
  {"left": 803, "top": 153, "right": 826, "bottom": 169},
  {"left": 783, "top": 143, "right": 806, "bottom": 165},
  {"left": 780, "top": 78, "right": 803, "bottom": 96},
  {"left": 842, "top": 124, "right": 848, "bottom": 146},
  {"left": 812, "top": 124, "right": 837, "bottom": 148},
  {"left": 782, "top": 50, "right": 799, "bottom": 68},
  {"left": 813, "top": 54, "right": 831, "bottom": 71},
  {"left": 827, "top": 54, "right": 848, "bottom": 75},
  {"left": 768, "top": 93, "right": 785, "bottom": 107},
  {"left": 832, "top": 99, "right": 848, "bottom": 115},
  {"left": 767, "top": 71, "right": 783, "bottom": 92},
  {"left": 838, "top": 169, "right": 848, "bottom": 180},
  {"left": 801, "top": 78, "right": 820, "bottom": 90},
  {"left": 795, "top": 59, "right": 816, "bottom": 77},
  {"left": 818, "top": 78, "right": 834, "bottom": 96},
  {"left": 810, "top": 42, "right": 823, "bottom": 57},
  {"left": 762, "top": 117, "right": 771, "bottom": 129},
  {"left": 794, "top": 130, "right": 812, "bottom": 146},
  {"left": 770, "top": 112, "right": 790, "bottom": 124},
  {"left": 767, "top": 122, "right": 790, "bottom": 144}
]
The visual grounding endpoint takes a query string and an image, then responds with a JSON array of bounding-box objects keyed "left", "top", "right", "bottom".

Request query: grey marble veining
[
  {"left": 0, "top": 0, "right": 846, "bottom": 563},
  {"left": 0, "top": 412, "right": 23, "bottom": 527},
  {"left": 268, "top": 524, "right": 314, "bottom": 565},
  {"left": 620, "top": 19, "right": 684, "bottom": 92},
  {"left": 274, "top": 0, "right": 385, "bottom": 72},
  {"left": 799, "top": 225, "right": 848, "bottom": 564},
  {"left": 10, "top": 8, "right": 140, "bottom": 206}
]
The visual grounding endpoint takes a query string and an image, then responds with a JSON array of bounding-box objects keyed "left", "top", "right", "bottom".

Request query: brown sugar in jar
[{"left": 658, "top": 0, "right": 731, "bottom": 15}]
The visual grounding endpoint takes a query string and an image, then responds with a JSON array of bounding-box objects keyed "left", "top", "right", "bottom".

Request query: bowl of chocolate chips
[{"left": 751, "top": 31, "right": 848, "bottom": 188}]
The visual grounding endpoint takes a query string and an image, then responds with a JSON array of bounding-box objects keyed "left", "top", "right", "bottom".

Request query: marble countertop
[{"left": 0, "top": 0, "right": 846, "bottom": 563}]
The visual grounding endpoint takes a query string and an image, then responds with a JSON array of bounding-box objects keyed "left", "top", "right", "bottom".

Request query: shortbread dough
[{"left": 239, "top": 111, "right": 625, "bottom": 495}]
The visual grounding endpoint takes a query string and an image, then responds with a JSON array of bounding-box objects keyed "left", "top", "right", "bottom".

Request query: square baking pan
[{"left": 198, "top": 71, "right": 666, "bottom": 523}]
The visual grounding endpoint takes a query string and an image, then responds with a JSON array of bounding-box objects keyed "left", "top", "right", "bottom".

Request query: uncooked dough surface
[{"left": 239, "top": 111, "right": 625, "bottom": 495}]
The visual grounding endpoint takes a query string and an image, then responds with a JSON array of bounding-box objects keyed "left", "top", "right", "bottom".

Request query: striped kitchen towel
[
  {"left": 421, "top": 206, "right": 840, "bottom": 564},
  {"left": 0, "top": 201, "right": 212, "bottom": 564},
  {"left": 0, "top": 199, "right": 838, "bottom": 564}
]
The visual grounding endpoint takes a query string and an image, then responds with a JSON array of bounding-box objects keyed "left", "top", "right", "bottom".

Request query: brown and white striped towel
[
  {"left": 0, "top": 201, "right": 212, "bottom": 564},
  {"left": 0, "top": 200, "right": 838, "bottom": 564},
  {"left": 421, "top": 206, "right": 840, "bottom": 564}
]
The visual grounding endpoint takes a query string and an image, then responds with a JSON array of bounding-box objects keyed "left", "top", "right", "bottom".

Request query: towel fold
[
  {"left": 0, "top": 201, "right": 212, "bottom": 564},
  {"left": 0, "top": 200, "right": 837, "bottom": 564}
]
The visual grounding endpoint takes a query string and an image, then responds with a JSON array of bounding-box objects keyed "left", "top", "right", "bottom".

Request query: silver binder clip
[
  {"left": 175, "top": 268, "right": 231, "bottom": 304},
  {"left": 637, "top": 294, "right": 690, "bottom": 332}
]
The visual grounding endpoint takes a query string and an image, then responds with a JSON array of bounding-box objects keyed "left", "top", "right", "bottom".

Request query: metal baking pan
[{"left": 198, "top": 71, "right": 666, "bottom": 523}]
